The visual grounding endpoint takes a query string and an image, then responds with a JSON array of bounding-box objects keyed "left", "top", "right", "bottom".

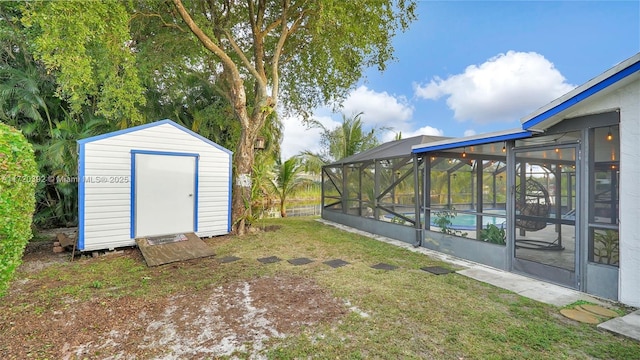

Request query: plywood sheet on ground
[{"left": 136, "top": 232, "right": 215, "bottom": 266}]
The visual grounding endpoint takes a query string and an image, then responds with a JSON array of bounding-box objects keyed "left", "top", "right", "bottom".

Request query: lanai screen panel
[{"left": 322, "top": 135, "right": 447, "bottom": 226}]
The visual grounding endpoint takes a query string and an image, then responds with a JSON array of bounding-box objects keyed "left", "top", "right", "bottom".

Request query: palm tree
[
  {"left": 301, "top": 112, "right": 387, "bottom": 173},
  {"left": 250, "top": 153, "right": 276, "bottom": 218},
  {"left": 34, "top": 113, "right": 116, "bottom": 227},
  {"left": 270, "top": 157, "right": 308, "bottom": 217},
  {"left": 329, "top": 112, "right": 381, "bottom": 161},
  {"left": 0, "top": 65, "right": 55, "bottom": 138}
]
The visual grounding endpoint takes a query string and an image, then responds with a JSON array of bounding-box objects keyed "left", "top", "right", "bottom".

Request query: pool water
[
  {"left": 384, "top": 211, "right": 506, "bottom": 230},
  {"left": 430, "top": 212, "right": 506, "bottom": 230}
]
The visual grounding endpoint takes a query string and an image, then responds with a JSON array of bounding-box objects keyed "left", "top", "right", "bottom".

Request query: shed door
[{"left": 134, "top": 152, "right": 197, "bottom": 238}]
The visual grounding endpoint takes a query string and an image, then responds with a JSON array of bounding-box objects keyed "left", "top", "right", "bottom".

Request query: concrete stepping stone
[
  {"left": 218, "top": 256, "right": 241, "bottom": 263},
  {"left": 420, "top": 266, "right": 454, "bottom": 275},
  {"left": 371, "top": 263, "right": 398, "bottom": 271},
  {"left": 323, "top": 259, "right": 350, "bottom": 268},
  {"left": 257, "top": 256, "right": 282, "bottom": 264},
  {"left": 288, "top": 257, "right": 314, "bottom": 266},
  {"left": 578, "top": 304, "right": 619, "bottom": 318},
  {"left": 560, "top": 308, "right": 600, "bottom": 324}
]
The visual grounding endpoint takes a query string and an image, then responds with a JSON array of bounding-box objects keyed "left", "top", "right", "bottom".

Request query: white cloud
[
  {"left": 463, "top": 129, "right": 477, "bottom": 137},
  {"left": 414, "top": 51, "right": 575, "bottom": 124},
  {"left": 382, "top": 125, "right": 444, "bottom": 142},
  {"left": 342, "top": 85, "right": 413, "bottom": 127},
  {"left": 280, "top": 115, "right": 339, "bottom": 159},
  {"left": 280, "top": 86, "right": 416, "bottom": 159}
]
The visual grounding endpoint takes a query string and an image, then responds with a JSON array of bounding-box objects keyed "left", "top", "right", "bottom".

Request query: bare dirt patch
[
  {"left": 19, "top": 240, "right": 70, "bottom": 273},
  {"left": 1, "top": 240, "right": 347, "bottom": 359}
]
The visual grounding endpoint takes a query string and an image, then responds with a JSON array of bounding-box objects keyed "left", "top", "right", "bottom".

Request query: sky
[{"left": 280, "top": 1, "right": 640, "bottom": 159}]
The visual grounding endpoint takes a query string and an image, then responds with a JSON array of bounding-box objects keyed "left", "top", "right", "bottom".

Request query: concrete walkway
[
  {"left": 317, "top": 219, "right": 639, "bottom": 342},
  {"left": 599, "top": 310, "right": 640, "bottom": 342}
]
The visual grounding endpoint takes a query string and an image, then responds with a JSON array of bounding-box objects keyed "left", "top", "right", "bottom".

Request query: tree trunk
[
  {"left": 232, "top": 127, "right": 256, "bottom": 235},
  {"left": 280, "top": 199, "right": 287, "bottom": 218}
]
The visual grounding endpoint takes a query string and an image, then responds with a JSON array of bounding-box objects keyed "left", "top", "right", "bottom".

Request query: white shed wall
[
  {"left": 564, "top": 79, "right": 640, "bottom": 307},
  {"left": 80, "top": 122, "right": 231, "bottom": 251}
]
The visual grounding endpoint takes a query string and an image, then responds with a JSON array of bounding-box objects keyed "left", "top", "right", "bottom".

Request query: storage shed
[{"left": 77, "top": 119, "right": 232, "bottom": 251}]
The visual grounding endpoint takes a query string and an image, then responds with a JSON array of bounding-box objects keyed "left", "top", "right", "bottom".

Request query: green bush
[
  {"left": 480, "top": 223, "right": 506, "bottom": 245},
  {"left": 0, "top": 123, "right": 38, "bottom": 296}
]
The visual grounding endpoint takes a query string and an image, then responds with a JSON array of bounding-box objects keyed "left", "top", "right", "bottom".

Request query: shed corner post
[{"left": 77, "top": 141, "right": 86, "bottom": 251}]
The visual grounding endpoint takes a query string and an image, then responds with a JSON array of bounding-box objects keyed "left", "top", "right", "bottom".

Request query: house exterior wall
[
  {"left": 563, "top": 79, "right": 640, "bottom": 307},
  {"left": 79, "top": 122, "right": 231, "bottom": 251}
]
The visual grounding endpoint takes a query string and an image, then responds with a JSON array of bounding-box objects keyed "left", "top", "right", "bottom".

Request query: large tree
[
  {"left": 169, "top": 0, "right": 416, "bottom": 234},
  {"left": 22, "top": 0, "right": 416, "bottom": 234},
  {"left": 1, "top": 3, "right": 117, "bottom": 228},
  {"left": 21, "top": 1, "right": 146, "bottom": 129}
]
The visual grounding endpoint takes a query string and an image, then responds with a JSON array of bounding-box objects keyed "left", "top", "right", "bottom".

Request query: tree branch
[
  {"left": 271, "top": 1, "right": 310, "bottom": 104},
  {"left": 172, "top": 0, "right": 248, "bottom": 125},
  {"left": 172, "top": 0, "right": 236, "bottom": 68},
  {"left": 269, "top": 3, "right": 289, "bottom": 105},
  {"left": 221, "top": 28, "right": 265, "bottom": 90},
  {"left": 130, "top": 12, "right": 186, "bottom": 32},
  {"left": 252, "top": 0, "right": 267, "bottom": 82}
]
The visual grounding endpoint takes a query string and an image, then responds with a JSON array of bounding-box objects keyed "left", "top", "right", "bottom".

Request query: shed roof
[
  {"left": 77, "top": 119, "right": 233, "bottom": 155},
  {"left": 327, "top": 135, "right": 449, "bottom": 165}
]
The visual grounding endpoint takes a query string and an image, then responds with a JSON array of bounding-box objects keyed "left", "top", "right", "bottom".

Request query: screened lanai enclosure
[
  {"left": 323, "top": 53, "right": 640, "bottom": 306},
  {"left": 323, "top": 135, "right": 442, "bottom": 246},
  {"left": 322, "top": 134, "right": 518, "bottom": 267},
  {"left": 322, "top": 117, "right": 621, "bottom": 299},
  {"left": 323, "top": 136, "right": 516, "bottom": 242}
]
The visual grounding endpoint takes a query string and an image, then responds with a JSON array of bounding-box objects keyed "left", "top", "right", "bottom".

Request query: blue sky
[{"left": 281, "top": 1, "right": 640, "bottom": 159}]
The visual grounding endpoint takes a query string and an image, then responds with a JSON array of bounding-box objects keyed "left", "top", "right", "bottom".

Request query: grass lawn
[{"left": 2, "top": 217, "right": 639, "bottom": 359}]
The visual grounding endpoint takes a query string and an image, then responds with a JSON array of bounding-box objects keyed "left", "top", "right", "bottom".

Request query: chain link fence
[{"left": 262, "top": 204, "right": 321, "bottom": 218}]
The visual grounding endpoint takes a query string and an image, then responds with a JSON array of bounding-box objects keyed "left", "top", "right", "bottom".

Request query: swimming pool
[
  {"left": 430, "top": 212, "right": 506, "bottom": 231},
  {"left": 385, "top": 210, "right": 507, "bottom": 230}
]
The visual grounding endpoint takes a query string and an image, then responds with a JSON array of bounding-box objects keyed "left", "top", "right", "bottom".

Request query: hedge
[{"left": 0, "top": 122, "right": 38, "bottom": 297}]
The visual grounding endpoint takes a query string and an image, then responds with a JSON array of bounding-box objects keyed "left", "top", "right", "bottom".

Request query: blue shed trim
[
  {"left": 228, "top": 158, "right": 233, "bottom": 233},
  {"left": 77, "top": 143, "right": 86, "bottom": 250},
  {"left": 77, "top": 119, "right": 233, "bottom": 156},
  {"left": 523, "top": 61, "right": 640, "bottom": 130},
  {"left": 412, "top": 130, "right": 532, "bottom": 153},
  {"left": 194, "top": 155, "right": 200, "bottom": 233},
  {"left": 130, "top": 150, "right": 200, "bottom": 238},
  {"left": 130, "top": 151, "right": 136, "bottom": 239}
]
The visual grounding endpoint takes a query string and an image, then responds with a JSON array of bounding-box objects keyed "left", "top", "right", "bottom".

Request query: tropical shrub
[
  {"left": 433, "top": 207, "right": 467, "bottom": 237},
  {"left": 480, "top": 223, "right": 507, "bottom": 245},
  {"left": 0, "top": 123, "right": 38, "bottom": 296},
  {"left": 593, "top": 229, "right": 619, "bottom": 265}
]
